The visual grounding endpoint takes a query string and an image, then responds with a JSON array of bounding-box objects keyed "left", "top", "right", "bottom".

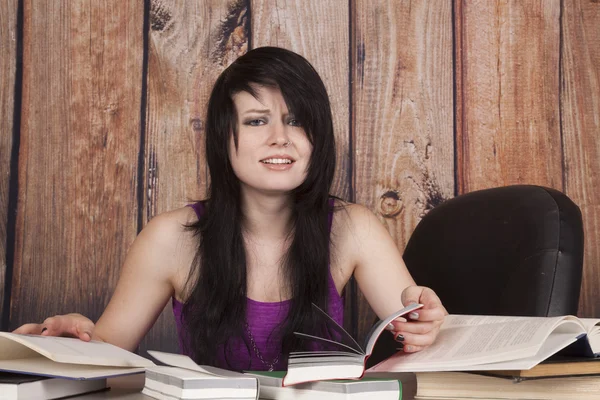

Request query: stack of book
[
  {"left": 366, "top": 313, "right": 600, "bottom": 400},
  {"left": 0, "top": 331, "right": 152, "bottom": 399}
]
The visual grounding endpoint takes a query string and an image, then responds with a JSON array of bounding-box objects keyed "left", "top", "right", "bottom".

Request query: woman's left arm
[{"left": 342, "top": 204, "right": 447, "bottom": 353}]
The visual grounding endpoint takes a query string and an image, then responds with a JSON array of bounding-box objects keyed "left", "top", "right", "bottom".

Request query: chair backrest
[
  {"left": 404, "top": 185, "right": 584, "bottom": 317},
  {"left": 366, "top": 185, "right": 584, "bottom": 369}
]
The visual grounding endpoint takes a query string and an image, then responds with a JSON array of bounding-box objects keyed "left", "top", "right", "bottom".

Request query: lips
[{"left": 259, "top": 155, "right": 295, "bottom": 164}]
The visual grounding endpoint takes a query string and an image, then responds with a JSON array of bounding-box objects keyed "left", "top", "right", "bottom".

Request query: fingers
[
  {"left": 43, "top": 314, "right": 94, "bottom": 341},
  {"left": 393, "top": 286, "right": 447, "bottom": 354},
  {"left": 405, "top": 305, "right": 447, "bottom": 324},
  {"left": 13, "top": 323, "right": 44, "bottom": 335}
]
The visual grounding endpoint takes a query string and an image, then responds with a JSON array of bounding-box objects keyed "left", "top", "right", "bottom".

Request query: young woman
[{"left": 15, "top": 47, "right": 446, "bottom": 371}]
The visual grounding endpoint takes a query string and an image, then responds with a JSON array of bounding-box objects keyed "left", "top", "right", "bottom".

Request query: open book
[
  {"left": 0, "top": 333, "right": 261, "bottom": 399},
  {"left": 369, "top": 314, "right": 600, "bottom": 373},
  {"left": 282, "top": 302, "right": 423, "bottom": 386},
  {"left": 0, "top": 331, "right": 154, "bottom": 379}
]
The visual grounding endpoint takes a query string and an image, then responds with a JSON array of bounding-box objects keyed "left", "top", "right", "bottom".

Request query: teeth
[{"left": 262, "top": 158, "right": 292, "bottom": 164}]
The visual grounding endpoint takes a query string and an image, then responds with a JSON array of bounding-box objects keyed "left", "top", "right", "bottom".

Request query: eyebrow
[{"left": 242, "top": 109, "right": 270, "bottom": 115}]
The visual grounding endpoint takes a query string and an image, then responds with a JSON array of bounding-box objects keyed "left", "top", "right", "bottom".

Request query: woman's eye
[
  {"left": 288, "top": 119, "right": 302, "bottom": 127},
  {"left": 245, "top": 119, "right": 265, "bottom": 126}
]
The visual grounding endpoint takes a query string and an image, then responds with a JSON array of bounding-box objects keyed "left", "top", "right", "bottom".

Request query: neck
[{"left": 240, "top": 189, "right": 294, "bottom": 240}]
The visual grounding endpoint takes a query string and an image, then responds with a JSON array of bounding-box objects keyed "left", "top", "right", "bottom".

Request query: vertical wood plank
[
  {"left": 561, "top": 0, "right": 600, "bottom": 318},
  {"left": 0, "top": 0, "right": 18, "bottom": 325},
  {"left": 456, "top": 0, "right": 562, "bottom": 193},
  {"left": 251, "top": 0, "right": 350, "bottom": 200},
  {"left": 251, "top": 0, "right": 352, "bottom": 331},
  {"left": 10, "top": 1, "right": 143, "bottom": 328},
  {"left": 353, "top": 0, "right": 454, "bottom": 342},
  {"left": 141, "top": 0, "right": 249, "bottom": 354}
]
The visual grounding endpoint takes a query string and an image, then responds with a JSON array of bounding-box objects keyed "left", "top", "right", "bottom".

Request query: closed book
[
  {"left": 486, "top": 356, "right": 600, "bottom": 379},
  {"left": 249, "top": 371, "right": 401, "bottom": 400},
  {"left": 143, "top": 366, "right": 257, "bottom": 400},
  {"left": 0, "top": 372, "right": 107, "bottom": 400},
  {"left": 414, "top": 371, "right": 600, "bottom": 400},
  {"left": 143, "top": 351, "right": 259, "bottom": 400}
]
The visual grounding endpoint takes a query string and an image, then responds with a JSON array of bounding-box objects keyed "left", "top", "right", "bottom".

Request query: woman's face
[{"left": 229, "top": 85, "right": 313, "bottom": 196}]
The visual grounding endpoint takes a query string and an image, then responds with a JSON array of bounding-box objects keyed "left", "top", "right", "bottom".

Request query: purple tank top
[{"left": 172, "top": 199, "right": 344, "bottom": 371}]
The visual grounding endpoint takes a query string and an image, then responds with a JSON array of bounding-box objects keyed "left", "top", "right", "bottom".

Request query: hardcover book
[{"left": 283, "top": 303, "right": 423, "bottom": 386}]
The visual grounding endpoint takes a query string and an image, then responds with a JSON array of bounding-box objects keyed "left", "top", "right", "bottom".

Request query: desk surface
[{"left": 71, "top": 372, "right": 419, "bottom": 400}]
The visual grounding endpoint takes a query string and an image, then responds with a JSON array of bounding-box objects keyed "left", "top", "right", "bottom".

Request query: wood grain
[
  {"left": 10, "top": 1, "right": 143, "bottom": 328},
  {"left": 141, "top": 0, "right": 249, "bottom": 355},
  {"left": 353, "top": 0, "right": 454, "bottom": 342},
  {"left": 456, "top": 0, "right": 562, "bottom": 193},
  {"left": 251, "top": 0, "right": 352, "bottom": 328},
  {"left": 0, "top": 0, "right": 18, "bottom": 325},
  {"left": 251, "top": 0, "right": 350, "bottom": 200},
  {"left": 561, "top": 0, "right": 600, "bottom": 318}
]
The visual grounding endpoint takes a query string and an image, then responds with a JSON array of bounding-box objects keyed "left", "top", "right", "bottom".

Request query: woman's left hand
[{"left": 388, "top": 286, "right": 447, "bottom": 353}]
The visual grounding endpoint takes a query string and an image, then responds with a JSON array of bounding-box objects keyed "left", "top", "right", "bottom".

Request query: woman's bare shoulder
[
  {"left": 133, "top": 206, "right": 198, "bottom": 268},
  {"left": 331, "top": 199, "right": 379, "bottom": 238}
]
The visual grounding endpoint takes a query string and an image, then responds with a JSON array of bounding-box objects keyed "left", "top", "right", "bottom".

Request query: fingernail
[
  {"left": 41, "top": 327, "right": 48, "bottom": 334},
  {"left": 396, "top": 342, "right": 404, "bottom": 351},
  {"left": 385, "top": 323, "right": 394, "bottom": 331},
  {"left": 404, "top": 345, "right": 412, "bottom": 352},
  {"left": 409, "top": 312, "right": 420, "bottom": 320},
  {"left": 395, "top": 333, "right": 404, "bottom": 342},
  {"left": 82, "top": 333, "right": 91, "bottom": 341}
]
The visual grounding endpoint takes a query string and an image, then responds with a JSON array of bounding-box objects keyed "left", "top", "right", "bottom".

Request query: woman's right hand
[{"left": 13, "top": 313, "right": 95, "bottom": 341}]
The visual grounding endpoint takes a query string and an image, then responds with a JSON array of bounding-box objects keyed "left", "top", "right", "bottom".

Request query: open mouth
[{"left": 260, "top": 158, "right": 294, "bottom": 164}]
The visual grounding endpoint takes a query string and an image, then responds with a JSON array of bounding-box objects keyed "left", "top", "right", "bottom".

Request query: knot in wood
[{"left": 379, "top": 190, "right": 403, "bottom": 218}]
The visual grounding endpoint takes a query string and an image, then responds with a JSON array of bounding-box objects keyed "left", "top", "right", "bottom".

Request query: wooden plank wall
[
  {"left": 0, "top": 0, "right": 18, "bottom": 326},
  {"left": 9, "top": 1, "right": 144, "bottom": 328},
  {"left": 353, "top": 0, "right": 454, "bottom": 340},
  {"left": 561, "top": 0, "right": 600, "bottom": 318},
  {"left": 1, "top": 0, "right": 598, "bottom": 351}
]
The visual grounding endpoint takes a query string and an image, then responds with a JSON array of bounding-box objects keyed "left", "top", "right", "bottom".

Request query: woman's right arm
[{"left": 13, "top": 207, "right": 197, "bottom": 352}]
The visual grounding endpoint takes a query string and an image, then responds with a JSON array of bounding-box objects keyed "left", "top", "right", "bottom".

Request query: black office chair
[{"left": 367, "top": 185, "right": 584, "bottom": 367}]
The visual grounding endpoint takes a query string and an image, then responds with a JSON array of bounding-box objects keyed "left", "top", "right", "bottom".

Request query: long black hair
[{"left": 182, "top": 47, "right": 337, "bottom": 369}]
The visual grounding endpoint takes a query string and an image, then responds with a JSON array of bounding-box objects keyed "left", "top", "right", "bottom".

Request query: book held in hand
[
  {"left": 283, "top": 302, "right": 423, "bottom": 386},
  {"left": 0, "top": 372, "right": 107, "bottom": 400},
  {"left": 369, "top": 314, "right": 600, "bottom": 373},
  {"left": 249, "top": 371, "right": 401, "bottom": 400},
  {"left": 0, "top": 331, "right": 154, "bottom": 379}
]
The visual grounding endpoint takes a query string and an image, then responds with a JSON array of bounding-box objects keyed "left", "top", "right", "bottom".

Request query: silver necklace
[{"left": 244, "top": 322, "right": 280, "bottom": 371}]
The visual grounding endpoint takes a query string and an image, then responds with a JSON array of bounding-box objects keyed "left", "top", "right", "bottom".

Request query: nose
[{"left": 268, "top": 121, "right": 291, "bottom": 147}]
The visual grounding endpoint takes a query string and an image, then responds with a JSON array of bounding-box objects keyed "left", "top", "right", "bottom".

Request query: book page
[
  {"left": 368, "top": 315, "right": 586, "bottom": 372},
  {"left": 364, "top": 303, "right": 423, "bottom": 356},
  {"left": 0, "top": 332, "right": 154, "bottom": 367},
  {"left": 579, "top": 318, "right": 600, "bottom": 334},
  {"left": 303, "top": 304, "right": 363, "bottom": 352}
]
